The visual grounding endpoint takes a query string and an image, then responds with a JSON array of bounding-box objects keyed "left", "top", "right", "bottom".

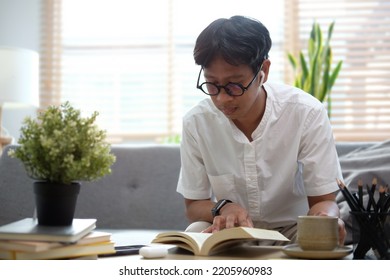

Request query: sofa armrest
[{"left": 335, "top": 142, "right": 376, "bottom": 157}]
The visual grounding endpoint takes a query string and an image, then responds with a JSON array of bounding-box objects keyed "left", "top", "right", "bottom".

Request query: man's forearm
[
  {"left": 185, "top": 199, "right": 215, "bottom": 223},
  {"left": 308, "top": 200, "right": 340, "bottom": 217}
]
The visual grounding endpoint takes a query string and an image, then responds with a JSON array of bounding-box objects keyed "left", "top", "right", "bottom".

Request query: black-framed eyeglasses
[{"left": 196, "top": 66, "right": 262, "bottom": 96}]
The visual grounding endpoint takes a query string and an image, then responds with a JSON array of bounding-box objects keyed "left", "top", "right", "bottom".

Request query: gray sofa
[
  {"left": 1, "top": 141, "right": 389, "bottom": 244},
  {"left": 0, "top": 145, "right": 187, "bottom": 230}
]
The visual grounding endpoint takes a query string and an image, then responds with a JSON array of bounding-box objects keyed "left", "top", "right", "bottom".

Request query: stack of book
[{"left": 0, "top": 218, "right": 115, "bottom": 260}]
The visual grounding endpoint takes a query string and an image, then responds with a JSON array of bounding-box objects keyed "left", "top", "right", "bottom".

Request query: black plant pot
[{"left": 33, "top": 181, "right": 81, "bottom": 226}]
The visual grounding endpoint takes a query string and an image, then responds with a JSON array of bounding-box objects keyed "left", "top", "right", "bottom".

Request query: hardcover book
[
  {"left": 0, "top": 241, "right": 115, "bottom": 260},
  {"left": 0, "top": 231, "right": 111, "bottom": 252},
  {"left": 151, "top": 226, "right": 289, "bottom": 256},
  {"left": 0, "top": 218, "right": 96, "bottom": 243}
]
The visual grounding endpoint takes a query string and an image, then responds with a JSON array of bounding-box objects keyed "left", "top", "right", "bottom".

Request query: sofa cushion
[
  {"left": 77, "top": 145, "right": 187, "bottom": 230},
  {"left": 336, "top": 140, "right": 390, "bottom": 244}
]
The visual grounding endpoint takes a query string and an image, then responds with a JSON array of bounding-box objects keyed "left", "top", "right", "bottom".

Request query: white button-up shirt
[{"left": 177, "top": 83, "right": 342, "bottom": 229}]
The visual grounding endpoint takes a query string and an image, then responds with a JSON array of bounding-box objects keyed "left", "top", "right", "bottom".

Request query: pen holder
[{"left": 350, "top": 212, "right": 390, "bottom": 260}]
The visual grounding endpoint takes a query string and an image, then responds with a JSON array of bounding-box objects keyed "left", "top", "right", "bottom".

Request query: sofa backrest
[
  {"left": 0, "top": 145, "right": 189, "bottom": 230},
  {"left": 0, "top": 145, "right": 36, "bottom": 227}
]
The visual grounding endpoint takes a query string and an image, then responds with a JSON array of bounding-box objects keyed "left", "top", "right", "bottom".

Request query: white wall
[
  {"left": 0, "top": 0, "right": 41, "bottom": 51},
  {"left": 0, "top": 0, "right": 41, "bottom": 141}
]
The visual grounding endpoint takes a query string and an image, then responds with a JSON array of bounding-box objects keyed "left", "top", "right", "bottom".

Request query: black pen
[
  {"left": 378, "top": 185, "right": 386, "bottom": 212},
  {"left": 358, "top": 179, "right": 364, "bottom": 210},
  {"left": 99, "top": 245, "right": 146, "bottom": 257},
  {"left": 337, "top": 179, "right": 360, "bottom": 212},
  {"left": 366, "top": 184, "right": 378, "bottom": 213},
  {"left": 366, "top": 178, "right": 377, "bottom": 211},
  {"left": 352, "top": 192, "right": 365, "bottom": 211},
  {"left": 383, "top": 194, "right": 390, "bottom": 213}
]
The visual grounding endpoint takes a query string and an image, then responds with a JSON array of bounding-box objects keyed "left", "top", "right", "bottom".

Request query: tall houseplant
[
  {"left": 288, "top": 21, "right": 343, "bottom": 117},
  {"left": 9, "top": 102, "right": 116, "bottom": 226}
]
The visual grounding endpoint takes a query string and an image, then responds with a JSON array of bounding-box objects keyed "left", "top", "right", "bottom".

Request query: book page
[
  {"left": 15, "top": 242, "right": 115, "bottom": 260},
  {"left": 153, "top": 232, "right": 211, "bottom": 255},
  {"left": 153, "top": 227, "right": 288, "bottom": 256},
  {"left": 0, "top": 240, "right": 63, "bottom": 252},
  {"left": 201, "top": 227, "right": 289, "bottom": 255}
]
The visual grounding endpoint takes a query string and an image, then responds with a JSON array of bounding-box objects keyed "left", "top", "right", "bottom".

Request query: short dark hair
[{"left": 193, "top": 15, "right": 272, "bottom": 73}]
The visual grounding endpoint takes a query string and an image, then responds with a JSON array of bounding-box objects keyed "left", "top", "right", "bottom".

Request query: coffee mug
[{"left": 297, "top": 216, "right": 339, "bottom": 251}]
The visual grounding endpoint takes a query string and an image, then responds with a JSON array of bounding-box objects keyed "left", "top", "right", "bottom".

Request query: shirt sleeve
[
  {"left": 298, "top": 105, "right": 342, "bottom": 196},
  {"left": 176, "top": 117, "right": 212, "bottom": 200}
]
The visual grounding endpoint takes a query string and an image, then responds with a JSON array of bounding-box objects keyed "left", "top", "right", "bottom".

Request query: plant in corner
[
  {"left": 8, "top": 102, "right": 116, "bottom": 226},
  {"left": 287, "top": 21, "right": 343, "bottom": 117}
]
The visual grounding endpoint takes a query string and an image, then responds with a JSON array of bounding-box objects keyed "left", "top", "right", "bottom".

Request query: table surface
[{"left": 100, "top": 229, "right": 352, "bottom": 260}]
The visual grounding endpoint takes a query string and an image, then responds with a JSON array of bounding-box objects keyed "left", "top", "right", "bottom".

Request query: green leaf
[
  {"left": 299, "top": 52, "right": 309, "bottom": 87},
  {"left": 287, "top": 53, "right": 298, "bottom": 70},
  {"left": 326, "top": 21, "right": 335, "bottom": 44},
  {"left": 319, "top": 48, "right": 332, "bottom": 102},
  {"left": 329, "top": 60, "right": 343, "bottom": 88},
  {"left": 287, "top": 20, "right": 343, "bottom": 117}
]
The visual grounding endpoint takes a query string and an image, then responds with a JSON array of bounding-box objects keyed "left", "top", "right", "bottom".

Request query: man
[{"left": 177, "top": 15, "right": 346, "bottom": 244}]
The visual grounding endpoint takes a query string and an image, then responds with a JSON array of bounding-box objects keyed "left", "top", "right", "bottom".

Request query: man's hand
[
  {"left": 309, "top": 212, "right": 347, "bottom": 246},
  {"left": 308, "top": 195, "right": 347, "bottom": 246},
  {"left": 336, "top": 217, "right": 347, "bottom": 246},
  {"left": 202, "top": 203, "right": 254, "bottom": 233}
]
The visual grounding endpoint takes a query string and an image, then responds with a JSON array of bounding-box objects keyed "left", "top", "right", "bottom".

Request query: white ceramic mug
[{"left": 297, "top": 216, "right": 339, "bottom": 251}]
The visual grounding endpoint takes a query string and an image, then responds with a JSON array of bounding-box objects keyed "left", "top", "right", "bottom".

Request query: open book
[{"left": 151, "top": 227, "right": 289, "bottom": 256}]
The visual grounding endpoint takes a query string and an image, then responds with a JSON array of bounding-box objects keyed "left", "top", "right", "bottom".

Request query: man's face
[{"left": 202, "top": 56, "right": 264, "bottom": 121}]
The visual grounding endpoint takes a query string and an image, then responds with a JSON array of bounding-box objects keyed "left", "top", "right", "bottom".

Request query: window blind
[
  {"left": 285, "top": 0, "right": 390, "bottom": 141},
  {"left": 40, "top": 0, "right": 389, "bottom": 143},
  {"left": 39, "top": 0, "right": 285, "bottom": 143},
  {"left": 40, "top": 0, "right": 62, "bottom": 109}
]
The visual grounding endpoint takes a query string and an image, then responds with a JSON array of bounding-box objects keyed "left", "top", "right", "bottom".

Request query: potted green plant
[
  {"left": 8, "top": 102, "right": 116, "bottom": 226},
  {"left": 287, "top": 21, "right": 343, "bottom": 117}
]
